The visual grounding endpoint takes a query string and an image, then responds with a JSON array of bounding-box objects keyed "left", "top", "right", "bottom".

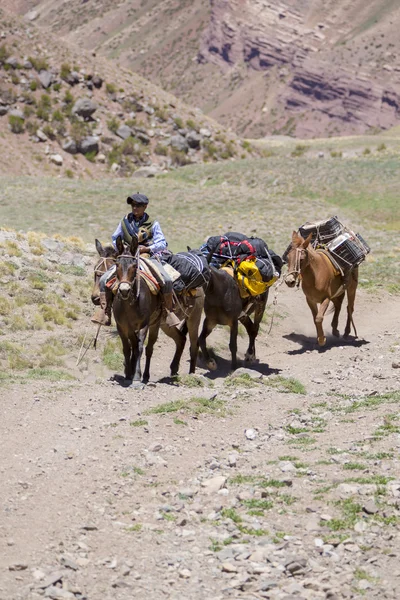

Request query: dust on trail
[{"left": 1, "top": 284, "right": 400, "bottom": 600}]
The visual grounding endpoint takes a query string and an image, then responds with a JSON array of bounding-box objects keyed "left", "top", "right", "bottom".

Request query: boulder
[
  {"left": 116, "top": 125, "right": 132, "bottom": 140},
  {"left": 0, "top": 106, "right": 9, "bottom": 116},
  {"left": 72, "top": 98, "right": 97, "bottom": 119},
  {"left": 5, "top": 57, "right": 19, "bottom": 69},
  {"left": 50, "top": 154, "right": 63, "bottom": 166},
  {"left": 79, "top": 136, "right": 99, "bottom": 155},
  {"left": 186, "top": 131, "right": 202, "bottom": 149},
  {"left": 92, "top": 75, "right": 103, "bottom": 89},
  {"left": 62, "top": 139, "right": 78, "bottom": 154},
  {"left": 170, "top": 134, "right": 189, "bottom": 153},
  {"left": 9, "top": 109, "right": 25, "bottom": 120},
  {"left": 39, "top": 70, "right": 53, "bottom": 89}
]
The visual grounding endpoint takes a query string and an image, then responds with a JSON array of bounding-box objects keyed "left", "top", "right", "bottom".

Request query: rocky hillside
[
  {"left": 0, "top": 8, "right": 256, "bottom": 179},
  {"left": 7, "top": 0, "right": 400, "bottom": 139}
]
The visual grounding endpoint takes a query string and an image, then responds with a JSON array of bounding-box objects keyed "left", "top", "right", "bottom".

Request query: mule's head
[
  {"left": 115, "top": 235, "right": 139, "bottom": 301},
  {"left": 285, "top": 231, "right": 312, "bottom": 288},
  {"left": 91, "top": 238, "right": 118, "bottom": 305}
]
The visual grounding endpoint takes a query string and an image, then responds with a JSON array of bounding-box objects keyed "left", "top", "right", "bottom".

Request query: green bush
[
  {"left": 60, "top": 63, "right": 71, "bottom": 81},
  {"left": 29, "top": 56, "right": 49, "bottom": 72},
  {"left": 8, "top": 115, "right": 24, "bottom": 134},
  {"left": 170, "top": 148, "right": 191, "bottom": 166},
  {"left": 174, "top": 116, "right": 184, "bottom": 129},
  {"left": 155, "top": 143, "right": 168, "bottom": 156},
  {"left": 106, "top": 82, "right": 117, "bottom": 95},
  {"left": 70, "top": 120, "right": 90, "bottom": 144},
  {"left": 52, "top": 82, "right": 61, "bottom": 92},
  {"left": 107, "top": 116, "right": 120, "bottom": 133},
  {"left": 36, "top": 94, "right": 52, "bottom": 121},
  {"left": 29, "top": 80, "right": 38, "bottom": 91},
  {"left": 186, "top": 118, "right": 197, "bottom": 130},
  {"left": 0, "top": 44, "right": 10, "bottom": 64}
]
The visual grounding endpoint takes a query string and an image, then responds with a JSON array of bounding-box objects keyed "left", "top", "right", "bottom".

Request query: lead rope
[
  {"left": 267, "top": 276, "right": 286, "bottom": 335},
  {"left": 76, "top": 323, "right": 102, "bottom": 366},
  {"left": 136, "top": 247, "right": 141, "bottom": 298}
]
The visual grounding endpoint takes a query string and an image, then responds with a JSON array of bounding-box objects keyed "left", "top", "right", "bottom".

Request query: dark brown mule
[
  {"left": 285, "top": 231, "right": 358, "bottom": 346},
  {"left": 100, "top": 236, "right": 204, "bottom": 382},
  {"left": 198, "top": 266, "right": 268, "bottom": 371}
]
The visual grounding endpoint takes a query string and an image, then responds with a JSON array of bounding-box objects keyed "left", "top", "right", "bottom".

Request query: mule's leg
[
  {"left": 306, "top": 297, "right": 325, "bottom": 346},
  {"left": 117, "top": 329, "right": 133, "bottom": 380},
  {"left": 331, "top": 294, "right": 345, "bottom": 337},
  {"left": 198, "top": 317, "right": 218, "bottom": 371},
  {"left": 143, "top": 324, "right": 159, "bottom": 383},
  {"left": 241, "top": 295, "right": 267, "bottom": 362},
  {"left": 229, "top": 320, "right": 239, "bottom": 371},
  {"left": 315, "top": 297, "right": 331, "bottom": 347},
  {"left": 187, "top": 302, "right": 203, "bottom": 374},
  {"left": 344, "top": 269, "right": 358, "bottom": 339},
  {"left": 130, "top": 331, "right": 142, "bottom": 382},
  {"left": 162, "top": 324, "right": 186, "bottom": 377}
]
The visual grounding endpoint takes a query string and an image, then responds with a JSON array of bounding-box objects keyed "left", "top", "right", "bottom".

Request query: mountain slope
[
  {"left": 0, "top": 7, "right": 255, "bottom": 178},
  {"left": 7, "top": 0, "right": 400, "bottom": 138}
]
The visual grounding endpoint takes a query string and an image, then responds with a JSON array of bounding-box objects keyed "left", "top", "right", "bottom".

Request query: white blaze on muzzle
[{"left": 119, "top": 282, "right": 131, "bottom": 296}]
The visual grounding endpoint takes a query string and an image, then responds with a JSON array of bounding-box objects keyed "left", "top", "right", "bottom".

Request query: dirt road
[{"left": 1, "top": 282, "right": 400, "bottom": 600}]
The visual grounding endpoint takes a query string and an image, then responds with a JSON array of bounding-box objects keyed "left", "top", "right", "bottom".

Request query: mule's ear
[
  {"left": 130, "top": 234, "right": 139, "bottom": 255},
  {"left": 291, "top": 230, "right": 299, "bottom": 242},
  {"left": 116, "top": 236, "right": 125, "bottom": 255},
  {"left": 187, "top": 246, "right": 192, "bottom": 252},
  {"left": 303, "top": 233, "right": 313, "bottom": 248},
  {"left": 95, "top": 238, "right": 105, "bottom": 256}
]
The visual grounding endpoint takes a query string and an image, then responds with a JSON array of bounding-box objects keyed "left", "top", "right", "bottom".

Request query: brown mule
[
  {"left": 285, "top": 231, "right": 358, "bottom": 347},
  {"left": 198, "top": 266, "right": 268, "bottom": 371},
  {"left": 92, "top": 237, "right": 204, "bottom": 382}
]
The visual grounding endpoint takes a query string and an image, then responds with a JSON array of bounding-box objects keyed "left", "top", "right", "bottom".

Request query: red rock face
[{"left": 199, "top": 0, "right": 400, "bottom": 137}]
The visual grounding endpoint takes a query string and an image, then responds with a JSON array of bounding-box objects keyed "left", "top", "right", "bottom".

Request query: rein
[
  {"left": 284, "top": 247, "right": 303, "bottom": 287},
  {"left": 94, "top": 256, "right": 116, "bottom": 277}
]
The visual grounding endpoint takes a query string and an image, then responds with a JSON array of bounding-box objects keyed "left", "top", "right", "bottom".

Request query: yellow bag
[{"left": 236, "top": 258, "right": 277, "bottom": 297}]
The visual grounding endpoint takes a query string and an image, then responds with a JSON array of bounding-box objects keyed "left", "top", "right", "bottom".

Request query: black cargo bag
[{"left": 163, "top": 250, "right": 211, "bottom": 293}]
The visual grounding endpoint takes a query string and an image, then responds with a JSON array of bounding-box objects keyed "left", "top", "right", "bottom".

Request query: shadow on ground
[{"left": 283, "top": 332, "right": 370, "bottom": 355}]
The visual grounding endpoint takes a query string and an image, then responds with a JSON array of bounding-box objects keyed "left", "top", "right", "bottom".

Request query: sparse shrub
[
  {"left": 70, "top": 120, "right": 90, "bottom": 144},
  {"left": 8, "top": 115, "right": 24, "bottom": 134},
  {"left": 106, "top": 82, "right": 117, "bottom": 95},
  {"left": 242, "top": 140, "right": 252, "bottom": 151},
  {"left": 186, "top": 118, "right": 197, "bottom": 130},
  {"left": 29, "top": 79, "right": 38, "bottom": 91},
  {"left": 107, "top": 116, "right": 120, "bottom": 133},
  {"left": 65, "top": 169, "right": 74, "bottom": 179},
  {"left": 155, "top": 143, "right": 168, "bottom": 156},
  {"left": 170, "top": 148, "right": 191, "bottom": 166},
  {"left": 28, "top": 56, "right": 49, "bottom": 72},
  {"left": 330, "top": 150, "right": 342, "bottom": 158},
  {"left": 42, "top": 124, "right": 56, "bottom": 140},
  {"left": 291, "top": 144, "right": 307, "bottom": 157},
  {"left": 174, "top": 116, "right": 184, "bottom": 129},
  {"left": 23, "top": 105, "right": 35, "bottom": 118},
  {"left": 363, "top": 147, "right": 371, "bottom": 155},
  {"left": 36, "top": 94, "right": 52, "bottom": 121},
  {"left": 0, "top": 295, "right": 12, "bottom": 316},
  {"left": 52, "top": 82, "right": 61, "bottom": 92},
  {"left": 22, "top": 91, "right": 36, "bottom": 105},
  {"left": 26, "top": 120, "right": 39, "bottom": 135},
  {"left": 11, "top": 72, "right": 20, "bottom": 85},
  {"left": 154, "top": 106, "right": 168, "bottom": 121},
  {"left": 0, "top": 44, "right": 10, "bottom": 64},
  {"left": 60, "top": 63, "right": 71, "bottom": 81},
  {"left": 202, "top": 138, "right": 217, "bottom": 158},
  {"left": 377, "top": 143, "right": 386, "bottom": 151},
  {"left": 39, "top": 304, "right": 67, "bottom": 326},
  {"left": 84, "top": 150, "right": 97, "bottom": 162}
]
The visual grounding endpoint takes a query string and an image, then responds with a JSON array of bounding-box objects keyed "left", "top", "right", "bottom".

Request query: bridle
[
  {"left": 285, "top": 246, "right": 307, "bottom": 287},
  {"left": 94, "top": 256, "right": 116, "bottom": 278},
  {"left": 115, "top": 247, "right": 141, "bottom": 302}
]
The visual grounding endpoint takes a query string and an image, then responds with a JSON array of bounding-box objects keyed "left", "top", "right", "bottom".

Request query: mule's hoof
[
  {"left": 207, "top": 359, "right": 217, "bottom": 371},
  {"left": 332, "top": 329, "right": 340, "bottom": 337},
  {"left": 317, "top": 337, "right": 326, "bottom": 347},
  {"left": 245, "top": 352, "right": 256, "bottom": 363}
]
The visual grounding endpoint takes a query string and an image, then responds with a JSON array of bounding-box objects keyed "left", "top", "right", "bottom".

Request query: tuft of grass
[
  {"left": 343, "top": 462, "right": 367, "bottom": 471},
  {"left": 265, "top": 375, "right": 306, "bottom": 394},
  {"left": 102, "top": 338, "right": 123, "bottom": 370},
  {"left": 176, "top": 374, "right": 205, "bottom": 388},
  {"left": 130, "top": 419, "right": 148, "bottom": 427},
  {"left": 145, "top": 396, "right": 226, "bottom": 416},
  {"left": 225, "top": 372, "right": 260, "bottom": 387}
]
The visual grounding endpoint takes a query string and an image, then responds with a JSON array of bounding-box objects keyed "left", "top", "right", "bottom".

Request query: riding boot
[
  {"left": 91, "top": 291, "right": 112, "bottom": 326},
  {"left": 162, "top": 291, "right": 182, "bottom": 328}
]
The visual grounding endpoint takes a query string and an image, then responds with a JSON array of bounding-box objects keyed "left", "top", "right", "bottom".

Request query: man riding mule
[{"left": 91, "top": 192, "right": 181, "bottom": 328}]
